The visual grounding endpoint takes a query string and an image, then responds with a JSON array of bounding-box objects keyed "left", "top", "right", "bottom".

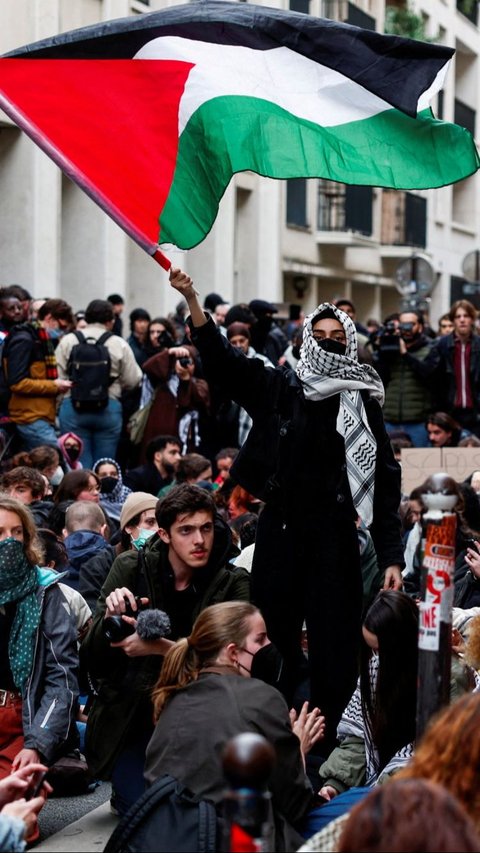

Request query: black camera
[
  {"left": 103, "top": 596, "right": 145, "bottom": 643},
  {"left": 178, "top": 356, "right": 193, "bottom": 368},
  {"left": 157, "top": 330, "right": 175, "bottom": 350},
  {"left": 377, "top": 321, "right": 400, "bottom": 355}
]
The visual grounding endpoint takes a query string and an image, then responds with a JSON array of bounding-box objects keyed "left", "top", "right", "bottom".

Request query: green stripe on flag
[{"left": 159, "top": 97, "right": 479, "bottom": 248}]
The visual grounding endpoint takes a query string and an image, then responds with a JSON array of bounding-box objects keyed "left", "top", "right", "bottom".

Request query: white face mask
[{"left": 49, "top": 466, "right": 64, "bottom": 486}]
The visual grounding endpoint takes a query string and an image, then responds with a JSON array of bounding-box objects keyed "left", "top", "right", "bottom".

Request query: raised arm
[{"left": 169, "top": 267, "right": 207, "bottom": 328}]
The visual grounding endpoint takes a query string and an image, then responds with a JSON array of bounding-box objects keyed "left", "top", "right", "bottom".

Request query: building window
[
  {"left": 317, "top": 181, "right": 373, "bottom": 235},
  {"left": 321, "top": 0, "right": 375, "bottom": 27},
  {"left": 437, "top": 90, "right": 444, "bottom": 120},
  {"left": 454, "top": 99, "right": 476, "bottom": 137},
  {"left": 451, "top": 275, "right": 480, "bottom": 309},
  {"left": 346, "top": 2, "right": 375, "bottom": 29},
  {"left": 381, "top": 191, "right": 427, "bottom": 247},
  {"left": 456, "top": 0, "right": 478, "bottom": 25},
  {"left": 287, "top": 179, "right": 308, "bottom": 227},
  {"left": 405, "top": 193, "right": 427, "bottom": 247},
  {"left": 290, "top": 0, "right": 310, "bottom": 12}
]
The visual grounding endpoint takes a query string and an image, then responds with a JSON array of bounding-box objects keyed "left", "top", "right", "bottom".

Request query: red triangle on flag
[{"left": 0, "top": 58, "right": 193, "bottom": 251}]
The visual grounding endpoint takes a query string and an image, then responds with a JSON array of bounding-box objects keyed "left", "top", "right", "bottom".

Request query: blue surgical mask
[
  {"left": 49, "top": 466, "right": 64, "bottom": 486},
  {"left": 131, "top": 528, "right": 156, "bottom": 551},
  {"left": 47, "top": 327, "right": 64, "bottom": 340}
]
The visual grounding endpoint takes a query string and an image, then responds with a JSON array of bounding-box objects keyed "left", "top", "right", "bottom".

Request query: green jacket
[
  {"left": 381, "top": 338, "right": 432, "bottom": 423},
  {"left": 81, "top": 518, "right": 250, "bottom": 778}
]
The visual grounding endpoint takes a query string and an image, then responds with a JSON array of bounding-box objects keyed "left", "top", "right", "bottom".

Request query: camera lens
[{"left": 103, "top": 615, "right": 135, "bottom": 643}]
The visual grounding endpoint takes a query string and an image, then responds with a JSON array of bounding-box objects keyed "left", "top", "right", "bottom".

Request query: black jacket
[
  {"left": 123, "top": 462, "right": 170, "bottom": 495},
  {"left": 82, "top": 517, "right": 250, "bottom": 778},
  {"left": 191, "top": 318, "right": 404, "bottom": 572}
]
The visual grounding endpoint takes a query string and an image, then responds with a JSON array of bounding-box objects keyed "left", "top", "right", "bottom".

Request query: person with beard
[
  {"left": 169, "top": 268, "right": 404, "bottom": 753},
  {"left": 374, "top": 309, "right": 433, "bottom": 447},
  {"left": 81, "top": 484, "right": 250, "bottom": 815},
  {"left": 124, "top": 435, "right": 182, "bottom": 495}
]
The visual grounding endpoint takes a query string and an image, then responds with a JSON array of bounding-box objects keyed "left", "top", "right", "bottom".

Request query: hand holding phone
[{"left": 25, "top": 770, "right": 50, "bottom": 801}]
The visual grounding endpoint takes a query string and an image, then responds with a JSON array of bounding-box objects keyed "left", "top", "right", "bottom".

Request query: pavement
[{"left": 35, "top": 783, "right": 119, "bottom": 853}]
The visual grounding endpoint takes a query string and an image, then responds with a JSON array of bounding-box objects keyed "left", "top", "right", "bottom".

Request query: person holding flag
[{"left": 169, "top": 267, "right": 404, "bottom": 752}]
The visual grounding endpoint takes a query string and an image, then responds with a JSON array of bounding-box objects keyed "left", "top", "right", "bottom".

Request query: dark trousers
[{"left": 251, "top": 505, "right": 363, "bottom": 747}]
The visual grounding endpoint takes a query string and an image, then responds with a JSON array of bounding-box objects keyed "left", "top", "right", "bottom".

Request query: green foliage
[{"left": 384, "top": 4, "right": 434, "bottom": 41}]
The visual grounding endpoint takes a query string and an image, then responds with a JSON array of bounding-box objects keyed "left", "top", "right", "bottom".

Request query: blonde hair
[
  {"left": 0, "top": 494, "right": 44, "bottom": 565},
  {"left": 152, "top": 601, "right": 258, "bottom": 719}
]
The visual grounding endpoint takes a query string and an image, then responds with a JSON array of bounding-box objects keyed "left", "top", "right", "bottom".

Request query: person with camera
[
  {"left": 81, "top": 483, "right": 250, "bottom": 816},
  {"left": 138, "top": 320, "right": 210, "bottom": 459},
  {"left": 374, "top": 309, "right": 433, "bottom": 447}
]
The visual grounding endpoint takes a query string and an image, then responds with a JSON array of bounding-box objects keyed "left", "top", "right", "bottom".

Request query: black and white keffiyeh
[{"left": 296, "top": 302, "right": 385, "bottom": 526}]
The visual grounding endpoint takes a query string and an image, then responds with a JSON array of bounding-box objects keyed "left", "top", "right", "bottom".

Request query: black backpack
[
  {"left": 67, "top": 331, "right": 112, "bottom": 412},
  {"left": 104, "top": 775, "right": 218, "bottom": 853}
]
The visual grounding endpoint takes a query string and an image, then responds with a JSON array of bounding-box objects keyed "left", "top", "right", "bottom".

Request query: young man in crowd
[{"left": 81, "top": 484, "right": 250, "bottom": 815}]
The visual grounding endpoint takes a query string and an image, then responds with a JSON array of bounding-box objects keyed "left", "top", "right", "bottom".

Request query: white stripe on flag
[{"left": 135, "top": 37, "right": 447, "bottom": 135}]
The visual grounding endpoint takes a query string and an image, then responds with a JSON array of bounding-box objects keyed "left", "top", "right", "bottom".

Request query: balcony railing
[
  {"left": 381, "top": 191, "right": 427, "bottom": 248},
  {"left": 317, "top": 182, "right": 373, "bottom": 235}
]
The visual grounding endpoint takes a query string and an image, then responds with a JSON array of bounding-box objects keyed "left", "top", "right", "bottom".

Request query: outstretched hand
[{"left": 289, "top": 702, "right": 325, "bottom": 756}]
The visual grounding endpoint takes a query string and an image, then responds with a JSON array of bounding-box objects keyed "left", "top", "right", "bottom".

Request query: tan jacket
[{"left": 55, "top": 324, "right": 142, "bottom": 400}]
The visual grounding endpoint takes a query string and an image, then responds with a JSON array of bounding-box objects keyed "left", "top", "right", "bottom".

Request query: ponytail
[
  {"left": 152, "top": 638, "right": 198, "bottom": 719},
  {"left": 151, "top": 601, "right": 259, "bottom": 720}
]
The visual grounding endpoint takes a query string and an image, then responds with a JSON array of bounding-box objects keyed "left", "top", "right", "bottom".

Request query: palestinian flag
[{"left": 0, "top": 1, "right": 478, "bottom": 262}]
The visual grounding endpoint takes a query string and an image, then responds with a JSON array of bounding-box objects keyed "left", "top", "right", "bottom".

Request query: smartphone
[
  {"left": 25, "top": 770, "right": 49, "bottom": 800},
  {"left": 466, "top": 539, "right": 479, "bottom": 549}
]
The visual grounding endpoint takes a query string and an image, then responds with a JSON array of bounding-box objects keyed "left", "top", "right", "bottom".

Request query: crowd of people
[{"left": 1, "top": 274, "right": 480, "bottom": 850}]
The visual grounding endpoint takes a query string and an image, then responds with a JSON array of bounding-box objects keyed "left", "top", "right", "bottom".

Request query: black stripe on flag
[{"left": 3, "top": 0, "right": 453, "bottom": 118}]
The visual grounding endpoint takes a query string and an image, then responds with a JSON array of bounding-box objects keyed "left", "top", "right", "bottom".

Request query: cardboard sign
[{"left": 401, "top": 448, "right": 480, "bottom": 495}]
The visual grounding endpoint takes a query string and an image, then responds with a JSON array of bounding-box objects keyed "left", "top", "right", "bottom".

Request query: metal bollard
[
  {"left": 221, "top": 732, "right": 276, "bottom": 852},
  {"left": 416, "top": 473, "right": 457, "bottom": 740}
]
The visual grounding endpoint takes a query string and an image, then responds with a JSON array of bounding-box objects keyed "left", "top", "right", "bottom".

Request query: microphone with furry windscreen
[{"left": 136, "top": 609, "right": 171, "bottom": 642}]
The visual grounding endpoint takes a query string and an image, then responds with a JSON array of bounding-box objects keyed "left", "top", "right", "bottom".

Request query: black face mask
[
  {"left": 100, "top": 476, "right": 118, "bottom": 494},
  {"left": 66, "top": 446, "right": 80, "bottom": 461},
  {"left": 317, "top": 338, "right": 347, "bottom": 356},
  {"left": 238, "top": 643, "right": 284, "bottom": 687}
]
